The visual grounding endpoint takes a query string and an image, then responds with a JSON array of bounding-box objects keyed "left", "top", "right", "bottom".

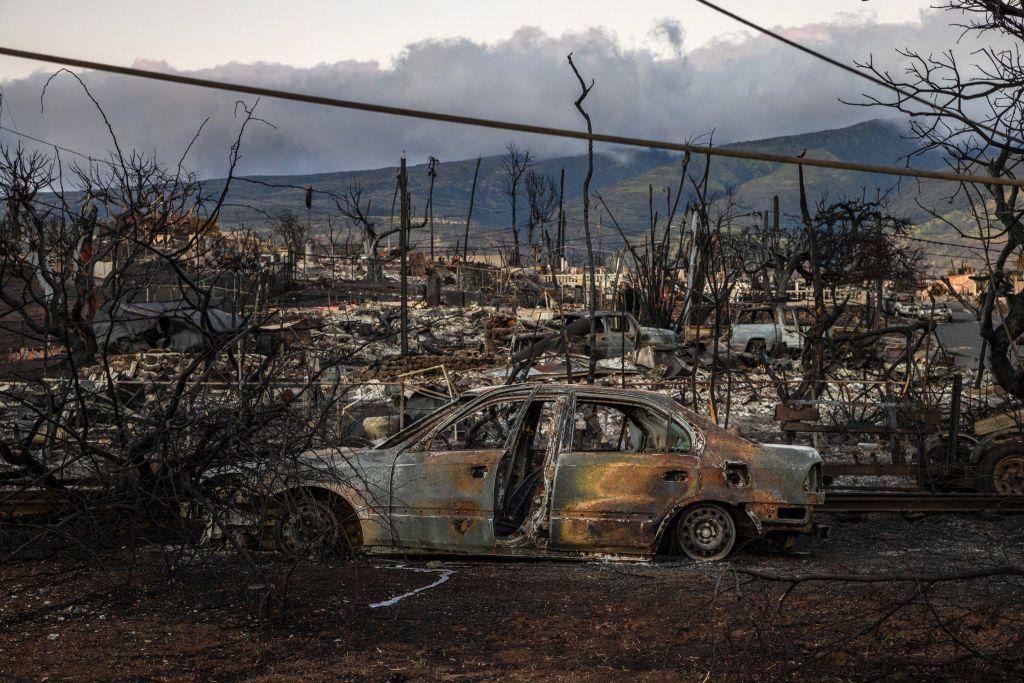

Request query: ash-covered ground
[{"left": 2, "top": 512, "right": 1022, "bottom": 680}]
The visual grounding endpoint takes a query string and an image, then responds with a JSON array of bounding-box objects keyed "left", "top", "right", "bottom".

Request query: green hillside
[{"left": 212, "top": 119, "right": 973, "bottom": 258}]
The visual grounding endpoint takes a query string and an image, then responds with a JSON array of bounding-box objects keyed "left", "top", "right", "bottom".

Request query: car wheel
[
  {"left": 675, "top": 503, "right": 736, "bottom": 562},
  {"left": 274, "top": 496, "right": 342, "bottom": 560},
  {"left": 978, "top": 445, "right": 1024, "bottom": 495},
  {"left": 746, "top": 340, "right": 766, "bottom": 356}
]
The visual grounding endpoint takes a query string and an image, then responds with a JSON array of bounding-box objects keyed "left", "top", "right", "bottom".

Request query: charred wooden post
[
  {"left": 462, "top": 157, "right": 481, "bottom": 306},
  {"left": 426, "top": 156, "right": 438, "bottom": 262},
  {"left": 399, "top": 153, "right": 410, "bottom": 355},
  {"left": 568, "top": 52, "right": 598, "bottom": 383}
]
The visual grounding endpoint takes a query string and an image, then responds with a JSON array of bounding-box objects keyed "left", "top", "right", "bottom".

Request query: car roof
[
  {"left": 463, "top": 383, "right": 665, "bottom": 399},
  {"left": 560, "top": 310, "right": 630, "bottom": 318},
  {"left": 460, "top": 383, "right": 738, "bottom": 439}
]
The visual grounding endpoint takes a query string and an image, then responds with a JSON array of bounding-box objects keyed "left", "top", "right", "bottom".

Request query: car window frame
[
  {"left": 566, "top": 394, "right": 696, "bottom": 456},
  {"left": 377, "top": 395, "right": 473, "bottom": 450},
  {"left": 406, "top": 388, "right": 540, "bottom": 454}
]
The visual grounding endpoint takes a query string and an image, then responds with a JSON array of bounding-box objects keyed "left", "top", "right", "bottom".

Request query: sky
[
  {"left": 0, "top": 1, "right": 935, "bottom": 80},
  {"left": 0, "top": 1, "right": 966, "bottom": 177}
]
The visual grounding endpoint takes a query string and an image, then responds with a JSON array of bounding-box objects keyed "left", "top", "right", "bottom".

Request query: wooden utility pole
[
  {"left": 399, "top": 153, "right": 410, "bottom": 355},
  {"left": 427, "top": 157, "right": 438, "bottom": 261},
  {"left": 462, "top": 157, "right": 482, "bottom": 306},
  {"left": 303, "top": 185, "right": 313, "bottom": 277},
  {"left": 557, "top": 167, "right": 565, "bottom": 267}
]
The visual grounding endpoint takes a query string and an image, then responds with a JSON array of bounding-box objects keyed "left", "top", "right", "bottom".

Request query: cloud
[
  {"left": 0, "top": 11, "right": 985, "bottom": 178},
  {"left": 651, "top": 18, "right": 685, "bottom": 57}
]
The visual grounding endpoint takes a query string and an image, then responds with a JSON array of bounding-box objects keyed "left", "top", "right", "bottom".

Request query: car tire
[
  {"left": 977, "top": 444, "right": 1024, "bottom": 495},
  {"left": 923, "top": 434, "right": 977, "bottom": 490},
  {"left": 674, "top": 503, "right": 737, "bottom": 562},
  {"left": 745, "top": 339, "right": 766, "bottom": 356},
  {"left": 274, "top": 495, "right": 344, "bottom": 560}
]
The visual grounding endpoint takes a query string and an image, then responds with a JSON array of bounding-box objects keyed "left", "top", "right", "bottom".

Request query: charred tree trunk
[
  {"left": 557, "top": 167, "right": 566, "bottom": 265},
  {"left": 568, "top": 53, "right": 598, "bottom": 383},
  {"left": 399, "top": 154, "right": 410, "bottom": 355},
  {"left": 462, "top": 157, "right": 481, "bottom": 306}
]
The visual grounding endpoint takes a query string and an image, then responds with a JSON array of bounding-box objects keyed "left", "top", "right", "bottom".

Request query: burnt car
[
  {"left": 511, "top": 311, "right": 678, "bottom": 365},
  {"left": 226, "top": 385, "right": 824, "bottom": 562}
]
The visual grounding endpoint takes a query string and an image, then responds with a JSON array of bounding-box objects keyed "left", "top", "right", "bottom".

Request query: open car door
[
  {"left": 389, "top": 388, "right": 539, "bottom": 552},
  {"left": 492, "top": 393, "right": 572, "bottom": 548}
]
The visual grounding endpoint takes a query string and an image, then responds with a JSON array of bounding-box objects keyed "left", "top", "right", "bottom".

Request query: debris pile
[{"left": 365, "top": 352, "right": 504, "bottom": 380}]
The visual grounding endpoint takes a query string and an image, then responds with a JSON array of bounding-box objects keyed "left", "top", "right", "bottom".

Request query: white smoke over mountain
[{"left": 0, "top": 12, "right": 980, "bottom": 177}]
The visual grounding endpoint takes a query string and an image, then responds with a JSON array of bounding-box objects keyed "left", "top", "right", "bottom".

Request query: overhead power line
[
  {"left": 0, "top": 124, "right": 97, "bottom": 161},
  {"left": 3, "top": 45, "right": 1024, "bottom": 188}
]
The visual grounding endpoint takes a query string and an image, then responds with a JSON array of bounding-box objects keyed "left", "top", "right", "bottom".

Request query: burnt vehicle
[
  {"left": 511, "top": 311, "right": 678, "bottom": 365},
  {"left": 725, "top": 305, "right": 814, "bottom": 356},
  {"left": 216, "top": 386, "right": 824, "bottom": 562},
  {"left": 970, "top": 407, "right": 1024, "bottom": 495}
]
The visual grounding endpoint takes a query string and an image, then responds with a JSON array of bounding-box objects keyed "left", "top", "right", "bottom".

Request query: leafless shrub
[{"left": 0, "top": 83, "right": 378, "bottom": 626}]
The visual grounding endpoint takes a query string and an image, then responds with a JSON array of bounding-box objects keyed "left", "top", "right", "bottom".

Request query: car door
[
  {"left": 548, "top": 396, "right": 700, "bottom": 554},
  {"left": 780, "top": 309, "right": 803, "bottom": 349},
  {"left": 602, "top": 314, "right": 636, "bottom": 358},
  {"left": 389, "top": 390, "right": 537, "bottom": 551},
  {"left": 587, "top": 316, "right": 610, "bottom": 357}
]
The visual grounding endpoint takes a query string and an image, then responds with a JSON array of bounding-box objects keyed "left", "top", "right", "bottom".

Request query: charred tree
[
  {"left": 568, "top": 52, "right": 599, "bottom": 383},
  {"left": 502, "top": 143, "right": 532, "bottom": 267},
  {"left": 335, "top": 184, "right": 398, "bottom": 283},
  {"left": 855, "top": 0, "right": 1024, "bottom": 398}
]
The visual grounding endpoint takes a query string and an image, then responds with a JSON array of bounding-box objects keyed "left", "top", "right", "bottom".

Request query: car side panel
[
  {"left": 549, "top": 451, "right": 700, "bottom": 553},
  {"left": 271, "top": 449, "right": 396, "bottom": 549},
  {"left": 390, "top": 448, "right": 504, "bottom": 550},
  {"left": 729, "top": 322, "right": 780, "bottom": 351}
]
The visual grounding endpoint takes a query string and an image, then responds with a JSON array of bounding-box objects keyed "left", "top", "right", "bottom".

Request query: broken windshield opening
[{"left": 378, "top": 395, "right": 473, "bottom": 450}]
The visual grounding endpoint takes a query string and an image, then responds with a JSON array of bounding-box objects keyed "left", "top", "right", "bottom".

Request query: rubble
[{"left": 364, "top": 352, "right": 503, "bottom": 380}]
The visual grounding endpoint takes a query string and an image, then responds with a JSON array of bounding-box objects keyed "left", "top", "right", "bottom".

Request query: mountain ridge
[{"left": 211, "top": 118, "right": 971, "bottom": 260}]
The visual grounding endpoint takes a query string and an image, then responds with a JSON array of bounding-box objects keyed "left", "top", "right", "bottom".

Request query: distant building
[
  {"left": 462, "top": 253, "right": 506, "bottom": 267},
  {"left": 945, "top": 270, "right": 979, "bottom": 297}
]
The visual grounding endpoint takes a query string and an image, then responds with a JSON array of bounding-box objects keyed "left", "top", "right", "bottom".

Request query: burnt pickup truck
[
  {"left": 204, "top": 385, "right": 825, "bottom": 562},
  {"left": 725, "top": 305, "right": 813, "bottom": 356}
]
